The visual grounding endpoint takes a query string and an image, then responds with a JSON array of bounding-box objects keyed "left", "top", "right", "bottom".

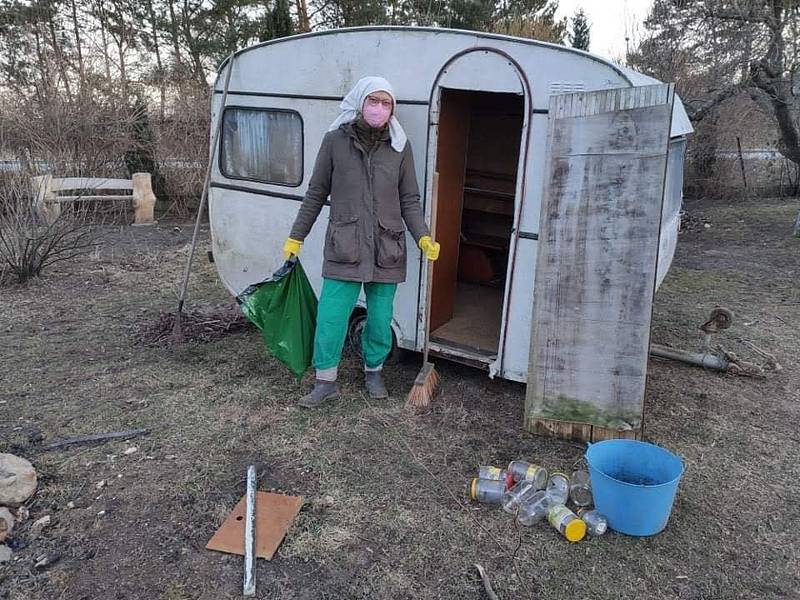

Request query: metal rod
[
  {"left": 243, "top": 465, "right": 256, "bottom": 597},
  {"left": 650, "top": 343, "right": 729, "bottom": 371},
  {"left": 421, "top": 172, "right": 439, "bottom": 364},
  {"left": 175, "top": 52, "right": 235, "bottom": 316},
  {"left": 44, "top": 428, "right": 150, "bottom": 450}
]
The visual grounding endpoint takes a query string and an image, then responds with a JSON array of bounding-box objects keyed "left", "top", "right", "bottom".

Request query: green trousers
[{"left": 313, "top": 278, "right": 397, "bottom": 373}]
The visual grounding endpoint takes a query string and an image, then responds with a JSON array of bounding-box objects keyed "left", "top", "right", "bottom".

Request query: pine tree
[
  {"left": 569, "top": 8, "right": 590, "bottom": 51},
  {"left": 272, "top": 0, "right": 293, "bottom": 39}
]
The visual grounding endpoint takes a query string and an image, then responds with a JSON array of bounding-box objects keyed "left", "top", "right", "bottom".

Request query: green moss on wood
[{"left": 529, "top": 394, "right": 642, "bottom": 430}]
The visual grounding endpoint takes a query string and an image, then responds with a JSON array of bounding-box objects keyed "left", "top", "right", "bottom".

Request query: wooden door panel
[{"left": 431, "top": 89, "right": 471, "bottom": 332}]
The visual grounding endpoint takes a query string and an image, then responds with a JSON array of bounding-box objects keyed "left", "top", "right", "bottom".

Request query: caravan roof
[{"left": 214, "top": 26, "right": 693, "bottom": 138}]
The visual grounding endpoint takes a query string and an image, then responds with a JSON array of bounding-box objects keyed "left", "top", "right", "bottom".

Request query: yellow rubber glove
[
  {"left": 418, "top": 236, "right": 440, "bottom": 261},
  {"left": 283, "top": 238, "right": 302, "bottom": 259}
]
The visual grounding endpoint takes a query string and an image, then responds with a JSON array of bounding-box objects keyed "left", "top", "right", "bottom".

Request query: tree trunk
[
  {"left": 116, "top": 28, "right": 129, "bottom": 102},
  {"left": 794, "top": 210, "right": 800, "bottom": 237},
  {"left": 96, "top": 2, "right": 112, "bottom": 81},
  {"left": 47, "top": 9, "right": 73, "bottom": 102},
  {"left": 166, "top": 0, "right": 184, "bottom": 69},
  {"left": 771, "top": 97, "right": 800, "bottom": 166},
  {"left": 748, "top": 4, "right": 800, "bottom": 170},
  {"left": 69, "top": 0, "right": 85, "bottom": 90},
  {"left": 295, "top": 0, "right": 310, "bottom": 32},
  {"left": 145, "top": 0, "right": 166, "bottom": 121},
  {"left": 32, "top": 25, "right": 51, "bottom": 103},
  {"left": 180, "top": 0, "right": 207, "bottom": 86}
]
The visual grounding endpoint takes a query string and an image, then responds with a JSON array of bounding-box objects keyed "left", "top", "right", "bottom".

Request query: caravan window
[{"left": 220, "top": 107, "right": 303, "bottom": 187}]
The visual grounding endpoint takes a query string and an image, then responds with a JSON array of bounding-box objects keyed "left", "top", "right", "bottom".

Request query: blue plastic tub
[{"left": 585, "top": 439, "right": 684, "bottom": 536}]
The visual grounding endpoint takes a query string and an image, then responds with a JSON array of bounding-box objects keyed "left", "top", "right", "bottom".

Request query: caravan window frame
[{"left": 218, "top": 105, "right": 304, "bottom": 188}]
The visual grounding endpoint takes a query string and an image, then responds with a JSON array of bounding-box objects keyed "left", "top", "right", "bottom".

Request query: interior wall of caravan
[{"left": 431, "top": 88, "right": 524, "bottom": 357}]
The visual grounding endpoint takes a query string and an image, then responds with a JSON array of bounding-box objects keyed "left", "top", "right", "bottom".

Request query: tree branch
[
  {"left": 706, "top": 8, "right": 774, "bottom": 27},
  {"left": 685, "top": 84, "right": 742, "bottom": 122}
]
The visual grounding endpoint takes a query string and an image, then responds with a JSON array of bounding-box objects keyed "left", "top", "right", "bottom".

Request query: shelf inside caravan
[{"left": 429, "top": 89, "right": 523, "bottom": 357}]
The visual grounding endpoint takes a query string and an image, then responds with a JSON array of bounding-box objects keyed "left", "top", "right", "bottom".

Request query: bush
[{"left": 0, "top": 176, "right": 98, "bottom": 284}]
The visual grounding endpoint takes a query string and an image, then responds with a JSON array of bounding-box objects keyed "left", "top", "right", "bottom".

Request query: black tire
[{"left": 347, "top": 312, "right": 403, "bottom": 366}]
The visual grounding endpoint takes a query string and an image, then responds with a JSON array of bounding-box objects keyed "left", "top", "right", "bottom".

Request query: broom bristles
[{"left": 405, "top": 362, "right": 440, "bottom": 412}]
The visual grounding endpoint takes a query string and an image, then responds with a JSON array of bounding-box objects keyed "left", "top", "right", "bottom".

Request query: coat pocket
[
  {"left": 325, "top": 217, "right": 360, "bottom": 264},
  {"left": 376, "top": 220, "right": 406, "bottom": 268}
]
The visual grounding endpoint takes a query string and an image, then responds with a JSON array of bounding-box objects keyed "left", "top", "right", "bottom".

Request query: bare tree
[
  {"left": 180, "top": 0, "right": 209, "bottom": 86},
  {"left": 103, "top": 0, "right": 138, "bottom": 102},
  {"left": 165, "top": 0, "right": 185, "bottom": 69},
  {"left": 143, "top": 0, "right": 166, "bottom": 120},
  {"left": 68, "top": 0, "right": 86, "bottom": 89},
  {"left": 93, "top": 0, "right": 114, "bottom": 80},
  {"left": 41, "top": 1, "right": 74, "bottom": 102},
  {"left": 632, "top": 1, "right": 800, "bottom": 170},
  {"left": 0, "top": 175, "right": 99, "bottom": 285}
]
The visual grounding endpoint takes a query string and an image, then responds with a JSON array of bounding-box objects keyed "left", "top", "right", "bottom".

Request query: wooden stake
[{"left": 736, "top": 137, "right": 748, "bottom": 191}]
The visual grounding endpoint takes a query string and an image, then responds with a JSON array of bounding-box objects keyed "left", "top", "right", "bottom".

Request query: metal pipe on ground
[
  {"left": 650, "top": 344, "right": 729, "bottom": 371},
  {"left": 243, "top": 465, "right": 256, "bottom": 597}
]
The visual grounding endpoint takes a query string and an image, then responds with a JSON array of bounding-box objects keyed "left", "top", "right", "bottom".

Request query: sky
[{"left": 554, "top": 0, "right": 655, "bottom": 61}]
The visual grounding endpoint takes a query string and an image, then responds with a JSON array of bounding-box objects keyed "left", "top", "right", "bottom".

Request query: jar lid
[{"left": 564, "top": 518, "right": 587, "bottom": 542}]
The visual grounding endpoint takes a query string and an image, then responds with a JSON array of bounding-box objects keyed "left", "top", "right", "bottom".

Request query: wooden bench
[{"left": 31, "top": 173, "right": 157, "bottom": 225}]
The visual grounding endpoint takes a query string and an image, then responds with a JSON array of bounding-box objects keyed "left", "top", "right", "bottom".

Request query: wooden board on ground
[
  {"left": 525, "top": 84, "right": 675, "bottom": 442},
  {"left": 206, "top": 491, "right": 304, "bottom": 560}
]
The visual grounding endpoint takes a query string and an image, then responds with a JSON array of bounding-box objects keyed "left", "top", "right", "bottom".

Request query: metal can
[{"left": 468, "top": 478, "right": 506, "bottom": 505}]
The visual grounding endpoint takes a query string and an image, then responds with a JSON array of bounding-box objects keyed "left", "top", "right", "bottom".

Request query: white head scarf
[{"left": 328, "top": 76, "right": 408, "bottom": 152}]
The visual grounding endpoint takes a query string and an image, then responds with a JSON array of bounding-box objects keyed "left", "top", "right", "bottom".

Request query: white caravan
[{"left": 207, "top": 26, "right": 692, "bottom": 383}]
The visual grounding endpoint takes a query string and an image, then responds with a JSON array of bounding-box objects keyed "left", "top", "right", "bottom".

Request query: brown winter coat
[{"left": 289, "top": 122, "right": 429, "bottom": 283}]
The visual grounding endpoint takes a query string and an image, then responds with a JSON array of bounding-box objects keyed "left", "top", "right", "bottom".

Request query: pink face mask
[{"left": 362, "top": 95, "right": 393, "bottom": 128}]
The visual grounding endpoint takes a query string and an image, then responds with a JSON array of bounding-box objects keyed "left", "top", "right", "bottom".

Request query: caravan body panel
[{"left": 208, "top": 27, "right": 692, "bottom": 383}]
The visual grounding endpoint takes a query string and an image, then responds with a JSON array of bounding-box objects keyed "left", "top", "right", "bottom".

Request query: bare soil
[{"left": 1, "top": 196, "right": 799, "bottom": 600}]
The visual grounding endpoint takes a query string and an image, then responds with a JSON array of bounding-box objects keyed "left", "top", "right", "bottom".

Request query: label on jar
[
  {"left": 548, "top": 504, "right": 575, "bottom": 532},
  {"left": 524, "top": 465, "right": 541, "bottom": 480},
  {"left": 481, "top": 466, "right": 503, "bottom": 479}
]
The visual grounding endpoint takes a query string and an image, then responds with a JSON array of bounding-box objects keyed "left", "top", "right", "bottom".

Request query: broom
[
  {"left": 406, "top": 172, "right": 441, "bottom": 412},
  {"left": 172, "top": 52, "right": 235, "bottom": 345}
]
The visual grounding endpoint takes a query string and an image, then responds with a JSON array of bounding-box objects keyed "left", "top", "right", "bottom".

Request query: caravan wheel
[{"left": 347, "top": 312, "right": 403, "bottom": 366}]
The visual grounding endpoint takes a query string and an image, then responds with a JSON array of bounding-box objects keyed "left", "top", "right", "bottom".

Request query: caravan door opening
[{"left": 430, "top": 89, "right": 524, "bottom": 358}]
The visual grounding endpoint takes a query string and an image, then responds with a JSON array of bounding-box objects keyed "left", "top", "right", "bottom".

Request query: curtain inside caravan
[{"left": 220, "top": 108, "right": 303, "bottom": 186}]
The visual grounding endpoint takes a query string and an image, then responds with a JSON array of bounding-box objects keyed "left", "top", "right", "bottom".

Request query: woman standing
[{"left": 284, "top": 76, "right": 440, "bottom": 408}]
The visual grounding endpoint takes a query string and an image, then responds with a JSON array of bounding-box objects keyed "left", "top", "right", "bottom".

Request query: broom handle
[
  {"left": 175, "top": 52, "right": 235, "bottom": 314},
  {"left": 422, "top": 172, "right": 439, "bottom": 364}
]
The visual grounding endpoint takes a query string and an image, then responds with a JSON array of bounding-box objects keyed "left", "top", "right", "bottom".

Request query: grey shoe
[
  {"left": 298, "top": 380, "right": 339, "bottom": 408},
  {"left": 364, "top": 370, "right": 388, "bottom": 399}
]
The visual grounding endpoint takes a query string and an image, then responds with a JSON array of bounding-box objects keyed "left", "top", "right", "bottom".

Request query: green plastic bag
[{"left": 237, "top": 258, "right": 318, "bottom": 380}]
